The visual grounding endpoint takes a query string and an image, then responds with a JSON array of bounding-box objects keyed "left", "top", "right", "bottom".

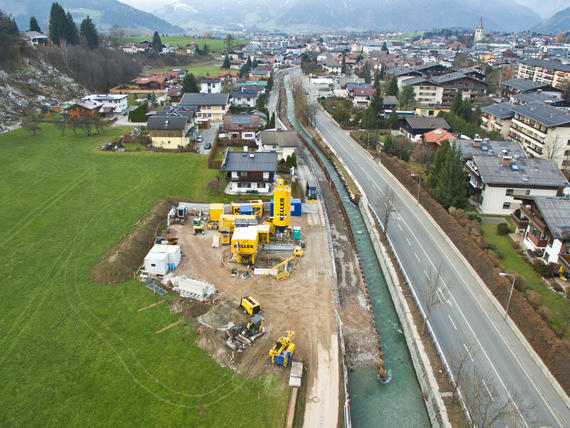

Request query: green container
[{"left": 292, "top": 226, "right": 301, "bottom": 240}]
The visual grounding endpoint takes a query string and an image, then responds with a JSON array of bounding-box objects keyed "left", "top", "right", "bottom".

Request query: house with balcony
[
  {"left": 511, "top": 195, "right": 570, "bottom": 272},
  {"left": 516, "top": 58, "right": 570, "bottom": 90},
  {"left": 430, "top": 72, "right": 487, "bottom": 105},
  {"left": 260, "top": 130, "right": 301, "bottom": 161},
  {"left": 179, "top": 93, "right": 230, "bottom": 122},
  {"left": 481, "top": 102, "right": 514, "bottom": 138},
  {"left": 229, "top": 91, "right": 258, "bottom": 108},
  {"left": 352, "top": 87, "right": 377, "bottom": 109},
  {"left": 199, "top": 78, "right": 222, "bottom": 94},
  {"left": 220, "top": 149, "right": 278, "bottom": 194},
  {"left": 466, "top": 154, "right": 568, "bottom": 215},
  {"left": 401, "top": 76, "right": 443, "bottom": 105},
  {"left": 82, "top": 94, "right": 128, "bottom": 114},
  {"left": 400, "top": 116, "right": 451, "bottom": 142},
  {"left": 508, "top": 103, "right": 570, "bottom": 169},
  {"left": 219, "top": 114, "right": 261, "bottom": 141}
]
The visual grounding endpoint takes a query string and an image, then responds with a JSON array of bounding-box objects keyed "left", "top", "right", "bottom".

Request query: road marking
[
  {"left": 397, "top": 223, "right": 403, "bottom": 231},
  {"left": 414, "top": 252, "right": 420, "bottom": 263},
  {"left": 448, "top": 315, "right": 457, "bottom": 330},
  {"left": 463, "top": 343, "right": 474, "bottom": 362},
  {"left": 406, "top": 238, "right": 412, "bottom": 246},
  {"left": 482, "top": 378, "right": 494, "bottom": 401},
  {"left": 424, "top": 270, "right": 430, "bottom": 280}
]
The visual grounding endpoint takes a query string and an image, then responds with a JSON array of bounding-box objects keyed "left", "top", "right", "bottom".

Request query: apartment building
[{"left": 516, "top": 58, "right": 570, "bottom": 90}]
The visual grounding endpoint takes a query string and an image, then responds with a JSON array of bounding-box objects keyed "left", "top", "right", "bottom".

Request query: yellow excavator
[
  {"left": 269, "top": 331, "right": 295, "bottom": 367},
  {"left": 193, "top": 217, "right": 205, "bottom": 235},
  {"left": 264, "top": 247, "right": 303, "bottom": 281}
]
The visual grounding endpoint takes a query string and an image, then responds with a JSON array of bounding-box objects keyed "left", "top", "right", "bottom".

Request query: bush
[
  {"left": 128, "top": 102, "right": 148, "bottom": 123},
  {"left": 511, "top": 240, "right": 521, "bottom": 250},
  {"left": 462, "top": 211, "right": 481, "bottom": 223},
  {"left": 497, "top": 222, "right": 512, "bottom": 235},
  {"left": 532, "top": 260, "right": 552, "bottom": 278},
  {"left": 514, "top": 275, "right": 527, "bottom": 292},
  {"left": 525, "top": 289, "right": 541, "bottom": 308}
]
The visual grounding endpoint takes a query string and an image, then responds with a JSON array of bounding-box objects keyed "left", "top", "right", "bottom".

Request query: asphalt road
[{"left": 290, "top": 71, "right": 570, "bottom": 427}]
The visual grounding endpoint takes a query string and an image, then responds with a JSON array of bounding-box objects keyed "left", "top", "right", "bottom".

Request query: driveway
[{"left": 196, "top": 121, "right": 219, "bottom": 154}]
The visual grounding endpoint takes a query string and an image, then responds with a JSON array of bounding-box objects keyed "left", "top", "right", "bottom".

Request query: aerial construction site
[{"left": 137, "top": 176, "right": 353, "bottom": 426}]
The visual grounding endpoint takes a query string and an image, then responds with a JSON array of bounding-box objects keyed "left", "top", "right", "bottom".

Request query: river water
[{"left": 284, "top": 75, "right": 430, "bottom": 427}]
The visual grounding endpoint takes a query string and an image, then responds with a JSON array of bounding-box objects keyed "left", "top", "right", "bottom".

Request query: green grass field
[
  {"left": 481, "top": 224, "right": 570, "bottom": 340},
  {"left": 0, "top": 124, "right": 288, "bottom": 426},
  {"left": 146, "top": 62, "right": 225, "bottom": 77},
  {"left": 124, "top": 36, "right": 248, "bottom": 53}
]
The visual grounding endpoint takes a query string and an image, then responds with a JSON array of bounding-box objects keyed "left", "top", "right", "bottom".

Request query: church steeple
[{"left": 474, "top": 16, "right": 484, "bottom": 43}]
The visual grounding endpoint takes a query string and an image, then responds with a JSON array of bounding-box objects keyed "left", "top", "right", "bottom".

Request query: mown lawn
[
  {"left": 0, "top": 124, "right": 288, "bottom": 426},
  {"left": 481, "top": 224, "right": 570, "bottom": 340},
  {"left": 147, "top": 63, "right": 225, "bottom": 77}
]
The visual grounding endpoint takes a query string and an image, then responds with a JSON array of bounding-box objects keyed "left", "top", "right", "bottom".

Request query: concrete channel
[{"left": 284, "top": 74, "right": 433, "bottom": 427}]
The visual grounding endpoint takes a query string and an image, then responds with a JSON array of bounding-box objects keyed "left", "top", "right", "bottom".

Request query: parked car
[
  {"left": 204, "top": 143, "right": 211, "bottom": 150},
  {"left": 196, "top": 136, "right": 203, "bottom": 142}
]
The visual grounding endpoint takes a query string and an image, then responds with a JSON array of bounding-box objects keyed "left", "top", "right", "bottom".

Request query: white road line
[
  {"left": 482, "top": 378, "right": 495, "bottom": 401},
  {"left": 414, "top": 252, "right": 420, "bottom": 263},
  {"left": 424, "top": 270, "right": 430, "bottom": 280},
  {"left": 448, "top": 315, "right": 457, "bottom": 330},
  {"left": 406, "top": 237, "right": 412, "bottom": 246},
  {"left": 397, "top": 223, "right": 403, "bottom": 231},
  {"left": 463, "top": 343, "right": 474, "bottom": 362}
]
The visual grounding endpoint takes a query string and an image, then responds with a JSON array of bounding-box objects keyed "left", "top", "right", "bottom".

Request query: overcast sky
[{"left": 117, "top": 0, "right": 567, "bottom": 19}]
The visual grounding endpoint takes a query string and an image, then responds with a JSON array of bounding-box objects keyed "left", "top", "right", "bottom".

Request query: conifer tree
[
  {"left": 80, "top": 16, "right": 98, "bottom": 49},
  {"left": 64, "top": 12, "right": 78, "bottom": 44},
  {"left": 29, "top": 16, "right": 41, "bottom": 32},
  {"left": 386, "top": 75, "right": 399, "bottom": 97},
  {"left": 181, "top": 73, "right": 198, "bottom": 93},
  {"left": 428, "top": 141, "right": 467, "bottom": 209},
  {"left": 152, "top": 31, "right": 162, "bottom": 53},
  {"left": 48, "top": 3, "right": 66, "bottom": 44},
  {"left": 222, "top": 54, "right": 230, "bottom": 69}
]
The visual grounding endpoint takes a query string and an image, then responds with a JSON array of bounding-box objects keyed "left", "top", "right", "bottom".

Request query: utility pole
[{"left": 499, "top": 272, "right": 516, "bottom": 320}]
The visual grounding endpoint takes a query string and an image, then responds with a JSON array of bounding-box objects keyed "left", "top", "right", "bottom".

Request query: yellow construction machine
[
  {"left": 240, "top": 296, "right": 261, "bottom": 315},
  {"left": 269, "top": 331, "right": 296, "bottom": 367},
  {"left": 193, "top": 217, "right": 205, "bottom": 235}
]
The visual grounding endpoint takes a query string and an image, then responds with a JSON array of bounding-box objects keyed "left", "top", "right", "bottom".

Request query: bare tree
[
  {"left": 543, "top": 135, "right": 564, "bottom": 161},
  {"left": 449, "top": 344, "right": 536, "bottom": 427},
  {"left": 290, "top": 76, "right": 314, "bottom": 128},
  {"left": 381, "top": 188, "right": 398, "bottom": 231},
  {"left": 422, "top": 264, "right": 446, "bottom": 332}
]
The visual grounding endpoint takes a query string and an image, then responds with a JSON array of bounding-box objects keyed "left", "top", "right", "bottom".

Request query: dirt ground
[{"left": 167, "top": 204, "right": 339, "bottom": 426}]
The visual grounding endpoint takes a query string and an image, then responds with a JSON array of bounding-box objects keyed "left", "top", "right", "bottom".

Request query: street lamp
[
  {"left": 410, "top": 173, "right": 421, "bottom": 204},
  {"left": 499, "top": 272, "right": 516, "bottom": 320}
]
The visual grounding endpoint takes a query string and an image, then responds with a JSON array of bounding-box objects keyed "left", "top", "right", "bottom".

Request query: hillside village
[{"left": 1, "top": 3, "right": 570, "bottom": 428}]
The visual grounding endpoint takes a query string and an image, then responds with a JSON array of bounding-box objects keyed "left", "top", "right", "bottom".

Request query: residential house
[
  {"left": 502, "top": 78, "right": 558, "bottom": 101},
  {"left": 352, "top": 87, "right": 377, "bottom": 109},
  {"left": 180, "top": 93, "right": 230, "bottom": 122},
  {"left": 185, "top": 43, "right": 197, "bottom": 55},
  {"left": 199, "top": 78, "right": 222, "bottom": 94},
  {"left": 249, "top": 69, "right": 271, "bottom": 81},
  {"left": 220, "top": 149, "right": 278, "bottom": 194},
  {"left": 220, "top": 114, "right": 261, "bottom": 140},
  {"left": 82, "top": 94, "right": 128, "bottom": 114},
  {"left": 401, "top": 77, "right": 443, "bottom": 105},
  {"left": 167, "top": 88, "right": 182, "bottom": 103},
  {"left": 383, "top": 96, "right": 398, "bottom": 111},
  {"left": 400, "top": 116, "right": 451, "bottom": 142},
  {"left": 260, "top": 130, "right": 301, "bottom": 161},
  {"left": 63, "top": 100, "right": 102, "bottom": 119},
  {"left": 23, "top": 31, "right": 48, "bottom": 47},
  {"left": 322, "top": 61, "right": 343, "bottom": 75},
  {"left": 481, "top": 102, "right": 514, "bottom": 138},
  {"left": 508, "top": 103, "right": 570, "bottom": 168},
  {"left": 512, "top": 91, "right": 567, "bottom": 108},
  {"left": 146, "top": 116, "right": 192, "bottom": 149},
  {"left": 511, "top": 196, "right": 570, "bottom": 271},
  {"left": 135, "top": 76, "right": 168, "bottom": 91},
  {"left": 466, "top": 154, "right": 567, "bottom": 214},
  {"left": 421, "top": 128, "right": 456, "bottom": 148},
  {"left": 516, "top": 58, "right": 570, "bottom": 90},
  {"left": 121, "top": 43, "right": 150, "bottom": 54},
  {"left": 230, "top": 91, "right": 258, "bottom": 108},
  {"left": 430, "top": 72, "right": 487, "bottom": 105}
]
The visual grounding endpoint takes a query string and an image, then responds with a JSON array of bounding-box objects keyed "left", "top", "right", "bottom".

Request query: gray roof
[
  {"left": 431, "top": 72, "right": 485, "bottom": 85},
  {"left": 402, "top": 76, "right": 434, "bottom": 86},
  {"left": 250, "top": 68, "right": 270, "bottom": 75},
  {"left": 199, "top": 78, "right": 221, "bottom": 83},
  {"left": 405, "top": 116, "right": 450, "bottom": 131},
  {"left": 230, "top": 91, "right": 258, "bottom": 99},
  {"left": 146, "top": 116, "right": 187, "bottom": 130},
  {"left": 454, "top": 138, "right": 526, "bottom": 159},
  {"left": 221, "top": 150, "right": 278, "bottom": 172},
  {"left": 473, "top": 156, "right": 568, "bottom": 187},
  {"left": 520, "top": 58, "right": 570, "bottom": 73},
  {"left": 533, "top": 196, "right": 570, "bottom": 240},
  {"left": 180, "top": 93, "right": 229, "bottom": 106},
  {"left": 503, "top": 78, "right": 547, "bottom": 92},
  {"left": 384, "top": 95, "right": 398, "bottom": 106},
  {"left": 510, "top": 103, "right": 570, "bottom": 127},
  {"left": 261, "top": 130, "right": 301, "bottom": 147},
  {"left": 481, "top": 102, "right": 514, "bottom": 119},
  {"left": 513, "top": 92, "right": 565, "bottom": 106}
]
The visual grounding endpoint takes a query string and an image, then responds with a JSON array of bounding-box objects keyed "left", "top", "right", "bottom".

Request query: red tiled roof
[{"left": 422, "top": 128, "right": 457, "bottom": 145}]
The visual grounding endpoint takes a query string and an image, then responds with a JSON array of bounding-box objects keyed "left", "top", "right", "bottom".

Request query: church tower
[{"left": 474, "top": 16, "right": 484, "bottom": 43}]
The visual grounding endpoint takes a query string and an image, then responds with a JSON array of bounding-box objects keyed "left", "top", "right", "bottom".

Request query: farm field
[{"left": 0, "top": 124, "right": 288, "bottom": 426}]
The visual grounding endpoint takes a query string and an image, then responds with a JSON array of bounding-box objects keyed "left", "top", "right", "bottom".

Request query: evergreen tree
[
  {"left": 399, "top": 85, "right": 416, "bottom": 108},
  {"left": 202, "top": 42, "right": 209, "bottom": 56},
  {"left": 388, "top": 109, "right": 400, "bottom": 129},
  {"left": 181, "top": 73, "right": 199, "bottom": 93},
  {"left": 362, "top": 106, "right": 378, "bottom": 129},
  {"left": 252, "top": 59, "right": 258, "bottom": 69},
  {"left": 428, "top": 141, "right": 467, "bottom": 209},
  {"left": 451, "top": 90, "right": 463, "bottom": 115},
  {"left": 80, "top": 16, "right": 98, "bottom": 49},
  {"left": 246, "top": 56, "right": 252, "bottom": 67},
  {"left": 381, "top": 41, "right": 389, "bottom": 53},
  {"left": 341, "top": 52, "right": 347, "bottom": 75},
  {"left": 48, "top": 3, "right": 67, "bottom": 44},
  {"left": 222, "top": 54, "right": 230, "bottom": 69},
  {"left": 269, "top": 113, "right": 275, "bottom": 129},
  {"left": 564, "top": 85, "right": 570, "bottom": 104},
  {"left": 152, "top": 31, "right": 162, "bottom": 53},
  {"left": 64, "top": 12, "right": 78, "bottom": 44},
  {"left": 370, "top": 89, "right": 384, "bottom": 115},
  {"left": 29, "top": 16, "right": 41, "bottom": 32},
  {"left": 373, "top": 70, "right": 381, "bottom": 88},
  {"left": 386, "top": 75, "right": 399, "bottom": 96},
  {"left": 0, "top": 11, "right": 21, "bottom": 62}
]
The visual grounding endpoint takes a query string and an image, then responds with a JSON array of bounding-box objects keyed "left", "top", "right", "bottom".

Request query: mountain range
[
  {"left": 147, "top": 0, "right": 541, "bottom": 33},
  {"left": 532, "top": 6, "right": 570, "bottom": 34},
  {"left": 0, "top": 0, "right": 182, "bottom": 34}
]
